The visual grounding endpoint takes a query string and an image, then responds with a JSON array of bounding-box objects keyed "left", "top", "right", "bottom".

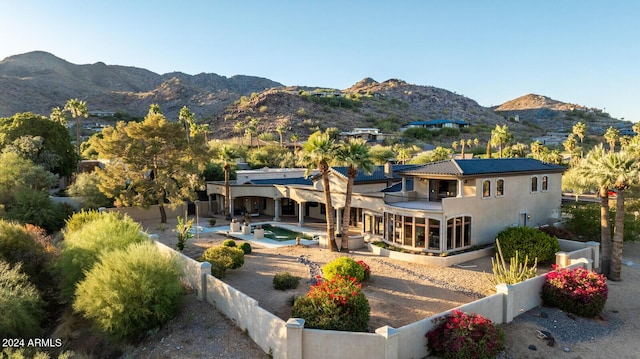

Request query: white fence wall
[{"left": 152, "top": 239, "right": 599, "bottom": 359}]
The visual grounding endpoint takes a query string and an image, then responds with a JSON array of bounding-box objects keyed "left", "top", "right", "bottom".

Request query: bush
[
  {"left": 322, "top": 256, "right": 365, "bottom": 282},
  {"left": 209, "top": 218, "right": 217, "bottom": 226},
  {"left": 496, "top": 226, "right": 560, "bottom": 264},
  {"left": 55, "top": 213, "right": 148, "bottom": 300},
  {"left": 3, "top": 188, "right": 74, "bottom": 234},
  {"left": 201, "top": 246, "right": 245, "bottom": 278},
  {"left": 73, "top": 242, "right": 184, "bottom": 342},
  {"left": 0, "top": 220, "right": 49, "bottom": 280},
  {"left": 0, "top": 261, "right": 45, "bottom": 338},
  {"left": 488, "top": 239, "right": 537, "bottom": 286},
  {"left": 273, "top": 272, "right": 300, "bottom": 290},
  {"left": 222, "top": 239, "right": 237, "bottom": 247},
  {"left": 292, "top": 275, "right": 370, "bottom": 332},
  {"left": 357, "top": 260, "right": 371, "bottom": 281},
  {"left": 426, "top": 309, "right": 504, "bottom": 359},
  {"left": 537, "top": 225, "right": 577, "bottom": 241},
  {"left": 238, "top": 242, "right": 252, "bottom": 254},
  {"left": 541, "top": 266, "right": 608, "bottom": 317},
  {"left": 63, "top": 209, "right": 118, "bottom": 234}
]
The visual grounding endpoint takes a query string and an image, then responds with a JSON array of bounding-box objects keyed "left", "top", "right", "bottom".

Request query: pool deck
[{"left": 192, "top": 221, "right": 326, "bottom": 248}]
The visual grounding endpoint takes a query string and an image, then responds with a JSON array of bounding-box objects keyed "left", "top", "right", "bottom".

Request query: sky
[{"left": 1, "top": 1, "right": 639, "bottom": 122}]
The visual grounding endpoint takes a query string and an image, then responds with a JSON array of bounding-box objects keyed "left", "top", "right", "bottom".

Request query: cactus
[{"left": 488, "top": 239, "right": 538, "bottom": 286}]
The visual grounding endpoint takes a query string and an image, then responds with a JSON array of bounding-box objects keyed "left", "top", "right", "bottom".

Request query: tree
[
  {"left": 595, "top": 150, "right": 639, "bottom": 281},
  {"left": 633, "top": 122, "right": 640, "bottom": 136},
  {"left": 245, "top": 118, "right": 259, "bottom": 147},
  {"left": 369, "top": 145, "right": 395, "bottom": 165},
  {"left": 290, "top": 133, "right": 300, "bottom": 152},
  {"left": 530, "top": 141, "right": 543, "bottom": 159},
  {"left": 66, "top": 171, "right": 113, "bottom": 209},
  {"left": 604, "top": 127, "right": 620, "bottom": 152},
  {"left": 572, "top": 121, "right": 587, "bottom": 145},
  {"left": 50, "top": 106, "right": 66, "bottom": 126},
  {"left": 93, "top": 105, "right": 209, "bottom": 223},
  {"left": 217, "top": 145, "right": 239, "bottom": 219},
  {"left": 276, "top": 125, "right": 287, "bottom": 147},
  {"left": 64, "top": 98, "right": 88, "bottom": 157},
  {"left": 574, "top": 145, "right": 615, "bottom": 277},
  {"left": 337, "top": 138, "right": 374, "bottom": 252},
  {"left": 0, "top": 112, "right": 76, "bottom": 177},
  {"left": 179, "top": 106, "right": 195, "bottom": 143},
  {"left": 301, "top": 131, "right": 339, "bottom": 251},
  {"left": 490, "top": 124, "right": 513, "bottom": 158}
]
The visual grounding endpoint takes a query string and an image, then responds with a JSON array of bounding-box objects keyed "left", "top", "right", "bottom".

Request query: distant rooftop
[{"left": 400, "top": 158, "right": 566, "bottom": 177}]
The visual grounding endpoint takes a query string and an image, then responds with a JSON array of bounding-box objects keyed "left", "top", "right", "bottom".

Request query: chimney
[{"left": 384, "top": 161, "right": 393, "bottom": 178}]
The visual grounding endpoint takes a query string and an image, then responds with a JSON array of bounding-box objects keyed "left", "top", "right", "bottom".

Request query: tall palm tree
[
  {"left": 218, "top": 145, "right": 239, "bottom": 220},
  {"left": 530, "top": 141, "right": 543, "bottom": 159},
  {"left": 64, "top": 98, "right": 88, "bottom": 157},
  {"left": 575, "top": 145, "right": 614, "bottom": 277},
  {"left": 337, "top": 138, "right": 374, "bottom": 252},
  {"left": 301, "top": 131, "right": 339, "bottom": 251},
  {"left": 290, "top": 133, "right": 300, "bottom": 152},
  {"left": 597, "top": 150, "right": 639, "bottom": 281},
  {"left": 179, "top": 106, "right": 195, "bottom": 143},
  {"left": 276, "top": 125, "right": 286, "bottom": 147},
  {"left": 50, "top": 106, "right": 66, "bottom": 126},
  {"left": 604, "top": 126, "right": 620, "bottom": 153},
  {"left": 572, "top": 121, "right": 587, "bottom": 145},
  {"left": 490, "top": 124, "right": 513, "bottom": 158}
]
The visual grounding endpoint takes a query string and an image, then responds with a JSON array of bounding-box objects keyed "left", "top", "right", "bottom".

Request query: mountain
[
  {"left": 0, "top": 51, "right": 628, "bottom": 141},
  {"left": 494, "top": 93, "right": 630, "bottom": 134},
  {"left": 0, "top": 51, "right": 282, "bottom": 119}
]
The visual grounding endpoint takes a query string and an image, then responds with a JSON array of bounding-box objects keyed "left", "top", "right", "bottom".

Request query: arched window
[
  {"left": 496, "top": 178, "right": 505, "bottom": 197},
  {"left": 531, "top": 176, "right": 539, "bottom": 192},
  {"left": 542, "top": 175, "right": 549, "bottom": 191},
  {"left": 482, "top": 179, "right": 491, "bottom": 198}
]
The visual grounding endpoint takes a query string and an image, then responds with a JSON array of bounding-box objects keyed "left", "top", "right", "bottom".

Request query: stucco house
[
  {"left": 401, "top": 119, "right": 470, "bottom": 131},
  {"left": 205, "top": 158, "right": 565, "bottom": 254}
]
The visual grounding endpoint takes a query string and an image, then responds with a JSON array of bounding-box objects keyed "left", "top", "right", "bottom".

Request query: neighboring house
[
  {"left": 205, "top": 158, "right": 565, "bottom": 254},
  {"left": 339, "top": 128, "right": 390, "bottom": 143},
  {"left": 401, "top": 119, "right": 470, "bottom": 131}
]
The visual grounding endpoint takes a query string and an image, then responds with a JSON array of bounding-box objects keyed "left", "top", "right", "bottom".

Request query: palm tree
[
  {"left": 64, "top": 98, "right": 88, "bottom": 157},
  {"left": 290, "top": 133, "right": 300, "bottom": 152},
  {"left": 276, "top": 125, "right": 287, "bottom": 147},
  {"left": 604, "top": 127, "right": 620, "bottom": 153},
  {"left": 50, "top": 106, "right": 66, "bottom": 125},
  {"left": 633, "top": 122, "right": 640, "bottom": 136},
  {"left": 572, "top": 121, "right": 587, "bottom": 145},
  {"left": 218, "top": 145, "right": 239, "bottom": 220},
  {"left": 490, "top": 124, "right": 513, "bottom": 158},
  {"left": 301, "top": 131, "right": 339, "bottom": 251},
  {"left": 575, "top": 145, "right": 614, "bottom": 277},
  {"left": 245, "top": 118, "right": 259, "bottom": 147},
  {"left": 597, "top": 150, "right": 639, "bottom": 281},
  {"left": 530, "top": 141, "right": 543, "bottom": 159},
  {"left": 337, "top": 138, "right": 374, "bottom": 252},
  {"left": 179, "top": 106, "right": 195, "bottom": 143}
]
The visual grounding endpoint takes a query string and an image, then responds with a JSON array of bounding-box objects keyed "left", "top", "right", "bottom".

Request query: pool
[{"left": 258, "top": 224, "right": 316, "bottom": 242}]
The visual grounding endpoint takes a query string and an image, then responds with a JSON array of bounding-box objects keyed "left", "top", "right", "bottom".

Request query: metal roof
[
  {"left": 250, "top": 178, "right": 313, "bottom": 185},
  {"left": 399, "top": 158, "right": 566, "bottom": 177},
  {"left": 331, "top": 164, "right": 420, "bottom": 182}
]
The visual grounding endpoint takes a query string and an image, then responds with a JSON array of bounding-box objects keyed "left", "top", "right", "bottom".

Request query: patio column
[
  {"left": 229, "top": 197, "right": 234, "bottom": 218},
  {"left": 273, "top": 198, "right": 281, "bottom": 222},
  {"left": 336, "top": 208, "right": 342, "bottom": 233},
  {"left": 401, "top": 177, "right": 407, "bottom": 193},
  {"left": 298, "top": 201, "right": 305, "bottom": 226}
]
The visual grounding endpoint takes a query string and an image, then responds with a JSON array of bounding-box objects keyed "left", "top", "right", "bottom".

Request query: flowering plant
[
  {"left": 292, "top": 275, "right": 370, "bottom": 332},
  {"left": 541, "top": 266, "right": 608, "bottom": 317},
  {"left": 426, "top": 309, "right": 504, "bottom": 359},
  {"left": 357, "top": 260, "right": 371, "bottom": 281}
]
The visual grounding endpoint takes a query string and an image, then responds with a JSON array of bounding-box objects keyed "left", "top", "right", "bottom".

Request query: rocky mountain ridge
[{"left": 0, "top": 51, "right": 627, "bottom": 140}]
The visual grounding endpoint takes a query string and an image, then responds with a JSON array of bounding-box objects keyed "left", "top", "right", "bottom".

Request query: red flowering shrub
[
  {"left": 426, "top": 309, "right": 504, "bottom": 359},
  {"left": 542, "top": 266, "right": 608, "bottom": 317},
  {"left": 357, "top": 260, "right": 371, "bottom": 281},
  {"left": 291, "top": 275, "right": 370, "bottom": 332}
]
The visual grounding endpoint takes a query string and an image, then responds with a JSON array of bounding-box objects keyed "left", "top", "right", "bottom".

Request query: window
[
  {"left": 482, "top": 180, "right": 491, "bottom": 198},
  {"left": 446, "top": 216, "right": 472, "bottom": 250},
  {"left": 496, "top": 179, "right": 504, "bottom": 197},
  {"left": 542, "top": 175, "right": 549, "bottom": 191},
  {"left": 531, "top": 176, "right": 538, "bottom": 192}
]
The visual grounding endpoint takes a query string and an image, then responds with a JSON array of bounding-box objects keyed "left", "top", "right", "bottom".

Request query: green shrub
[
  {"left": 426, "top": 309, "right": 504, "bottom": 359},
  {"left": 73, "top": 242, "right": 184, "bottom": 342},
  {"left": 209, "top": 218, "right": 217, "bottom": 226},
  {"left": 3, "top": 188, "right": 74, "bottom": 234},
  {"left": 0, "top": 261, "right": 45, "bottom": 338},
  {"left": 322, "top": 256, "right": 365, "bottom": 282},
  {"left": 201, "top": 246, "right": 245, "bottom": 278},
  {"left": 222, "top": 239, "right": 237, "bottom": 247},
  {"left": 175, "top": 216, "right": 193, "bottom": 251},
  {"left": 562, "top": 202, "right": 600, "bottom": 241},
  {"left": 537, "top": 225, "right": 577, "bottom": 241},
  {"left": 542, "top": 266, "right": 608, "bottom": 318},
  {"left": 496, "top": 226, "right": 560, "bottom": 264},
  {"left": 55, "top": 213, "right": 148, "bottom": 300},
  {"left": 273, "top": 272, "right": 301, "bottom": 290},
  {"left": 292, "top": 275, "right": 370, "bottom": 332},
  {"left": 63, "top": 209, "right": 122, "bottom": 234},
  {"left": 0, "top": 220, "right": 49, "bottom": 280},
  {"left": 238, "top": 242, "right": 252, "bottom": 254}
]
